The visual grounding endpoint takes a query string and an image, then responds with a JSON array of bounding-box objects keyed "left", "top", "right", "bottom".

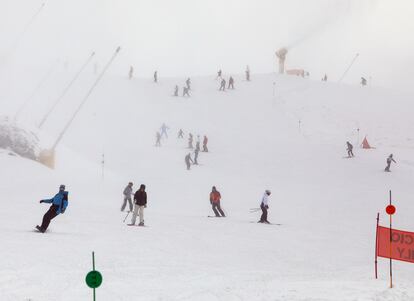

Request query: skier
[
  {"left": 178, "top": 129, "right": 184, "bottom": 138},
  {"left": 322, "top": 74, "right": 327, "bottom": 81},
  {"left": 194, "top": 147, "right": 199, "bottom": 165},
  {"left": 185, "top": 153, "right": 194, "bottom": 170},
  {"left": 258, "top": 190, "right": 271, "bottom": 224},
  {"left": 228, "top": 76, "right": 234, "bottom": 89},
  {"left": 246, "top": 66, "right": 250, "bottom": 81},
  {"left": 174, "top": 85, "right": 179, "bottom": 96},
  {"left": 210, "top": 186, "right": 225, "bottom": 217},
  {"left": 219, "top": 78, "right": 226, "bottom": 91},
  {"left": 385, "top": 154, "right": 396, "bottom": 172},
  {"left": 361, "top": 77, "right": 367, "bottom": 86},
  {"left": 121, "top": 182, "right": 134, "bottom": 212},
  {"left": 129, "top": 66, "right": 134, "bottom": 80},
  {"left": 160, "top": 123, "right": 169, "bottom": 139},
  {"left": 183, "top": 87, "right": 190, "bottom": 97},
  {"left": 195, "top": 136, "right": 201, "bottom": 151},
  {"left": 346, "top": 141, "right": 354, "bottom": 158},
  {"left": 186, "top": 78, "right": 191, "bottom": 90},
  {"left": 202, "top": 135, "right": 208, "bottom": 152},
  {"left": 154, "top": 71, "right": 158, "bottom": 83},
  {"left": 188, "top": 133, "right": 194, "bottom": 149},
  {"left": 155, "top": 132, "right": 162, "bottom": 147},
  {"left": 216, "top": 69, "right": 222, "bottom": 79},
  {"left": 36, "top": 185, "right": 68, "bottom": 233},
  {"left": 129, "top": 184, "right": 147, "bottom": 226}
]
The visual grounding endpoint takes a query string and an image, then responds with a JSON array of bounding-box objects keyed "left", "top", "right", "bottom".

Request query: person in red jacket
[{"left": 210, "top": 186, "right": 225, "bottom": 217}]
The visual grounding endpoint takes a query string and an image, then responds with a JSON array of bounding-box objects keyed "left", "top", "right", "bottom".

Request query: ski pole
[{"left": 123, "top": 211, "right": 130, "bottom": 223}]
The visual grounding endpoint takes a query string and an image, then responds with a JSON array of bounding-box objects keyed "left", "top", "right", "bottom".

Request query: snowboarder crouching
[{"left": 37, "top": 185, "right": 68, "bottom": 233}]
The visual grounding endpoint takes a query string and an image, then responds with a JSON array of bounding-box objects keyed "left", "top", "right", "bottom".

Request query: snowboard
[
  {"left": 35, "top": 225, "right": 46, "bottom": 233},
  {"left": 251, "top": 221, "right": 282, "bottom": 226}
]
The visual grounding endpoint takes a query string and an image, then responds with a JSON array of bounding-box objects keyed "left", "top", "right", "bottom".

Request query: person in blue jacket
[{"left": 36, "top": 185, "right": 68, "bottom": 233}]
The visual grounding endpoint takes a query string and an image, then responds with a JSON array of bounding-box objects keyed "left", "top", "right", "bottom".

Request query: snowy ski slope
[{"left": 1, "top": 72, "right": 414, "bottom": 300}]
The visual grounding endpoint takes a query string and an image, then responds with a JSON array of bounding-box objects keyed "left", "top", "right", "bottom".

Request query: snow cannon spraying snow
[
  {"left": 0, "top": 116, "right": 54, "bottom": 168},
  {"left": 275, "top": 48, "right": 288, "bottom": 74}
]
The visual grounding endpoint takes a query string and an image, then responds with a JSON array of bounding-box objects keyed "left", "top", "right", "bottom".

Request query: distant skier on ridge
[{"left": 160, "top": 123, "right": 169, "bottom": 139}]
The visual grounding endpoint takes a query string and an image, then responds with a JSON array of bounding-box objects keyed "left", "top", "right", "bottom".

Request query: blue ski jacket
[{"left": 42, "top": 191, "right": 69, "bottom": 214}]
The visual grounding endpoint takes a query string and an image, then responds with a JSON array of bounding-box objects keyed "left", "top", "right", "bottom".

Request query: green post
[{"left": 86, "top": 251, "right": 102, "bottom": 301}]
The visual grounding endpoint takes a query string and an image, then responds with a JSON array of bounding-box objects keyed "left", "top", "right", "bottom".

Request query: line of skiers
[
  {"left": 185, "top": 133, "right": 208, "bottom": 170},
  {"left": 173, "top": 78, "right": 191, "bottom": 97},
  {"left": 219, "top": 76, "right": 235, "bottom": 91},
  {"left": 345, "top": 141, "right": 397, "bottom": 172}
]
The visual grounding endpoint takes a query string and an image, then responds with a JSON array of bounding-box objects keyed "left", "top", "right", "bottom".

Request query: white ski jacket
[{"left": 261, "top": 193, "right": 269, "bottom": 206}]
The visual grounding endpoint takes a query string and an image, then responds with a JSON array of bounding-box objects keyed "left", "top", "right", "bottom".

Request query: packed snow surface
[{"left": 1, "top": 72, "right": 414, "bottom": 300}]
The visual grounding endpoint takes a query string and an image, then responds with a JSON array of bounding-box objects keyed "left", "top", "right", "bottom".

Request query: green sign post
[{"left": 85, "top": 252, "right": 102, "bottom": 301}]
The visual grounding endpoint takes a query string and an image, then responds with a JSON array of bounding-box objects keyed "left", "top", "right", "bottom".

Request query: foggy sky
[{"left": 1, "top": 0, "right": 414, "bottom": 92}]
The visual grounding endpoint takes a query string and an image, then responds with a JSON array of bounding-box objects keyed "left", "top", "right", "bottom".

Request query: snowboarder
[
  {"left": 194, "top": 147, "right": 199, "bottom": 165},
  {"left": 246, "top": 66, "right": 250, "bottom": 81},
  {"left": 121, "top": 182, "right": 134, "bottom": 212},
  {"left": 178, "top": 129, "right": 184, "bottom": 138},
  {"left": 129, "top": 66, "right": 134, "bottom": 80},
  {"left": 160, "top": 123, "right": 169, "bottom": 139},
  {"left": 185, "top": 153, "right": 194, "bottom": 170},
  {"left": 36, "top": 185, "right": 68, "bottom": 233},
  {"left": 174, "top": 85, "right": 179, "bottom": 96},
  {"left": 346, "top": 141, "right": 354, "bottom": 158},
  {"left": 183, "top": 87, "right": 190, "bottom": 97},
  {"left": 186, "top": 78, "right": 191, "bottom": 90},
  {"left": 202, "top": 135, "right": 208, "bottom": 152},
  {"left": 228, "top": 76, "right": 234, "bottom": 89},
  {"left": 129, "top": 184, "right": 147, "bottom": 226},
  {"left": 188, "top": 133, "right": 194, "bottom": 149},
  {"left": 155, "top": 132, "right": 162, "bottom": 147},
  {"left": 154, "top": 71, "right": 158, "bottom": 83},
  {"left": 258, "top": 190, "right": 271, "bottom": 224},
  {"left": 385, "top": 154, "right": 396, "bottom": 172},
  {"left": 210, "top": 186, "right": 225, "bottom": 217},
  {"left": 216, "top": 69, "right": 222, "bottom": 79},
  {"left": 219, "top": 78, "right": 226, "bottom": 91}
]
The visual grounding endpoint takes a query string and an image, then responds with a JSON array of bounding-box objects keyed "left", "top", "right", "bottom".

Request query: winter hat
[
  {"left": 59, "top": 184, "right": 66, "bottom": 190},
  {"left": 265, "top": 189, "right": 271, "bottom": 194},
  {"left": 140, "top": 184, "right": 146, "bottom": 190}
]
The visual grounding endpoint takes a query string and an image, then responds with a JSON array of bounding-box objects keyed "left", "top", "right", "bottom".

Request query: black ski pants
[
  {"left": 260, "top": 203, "right": 268, "bottom": 222},
  {"left": 212, "top": 201, "right": 225, "bottom": 217},
  {"left": 41, "top": 205, "right": 59, "bottom": 231}
]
